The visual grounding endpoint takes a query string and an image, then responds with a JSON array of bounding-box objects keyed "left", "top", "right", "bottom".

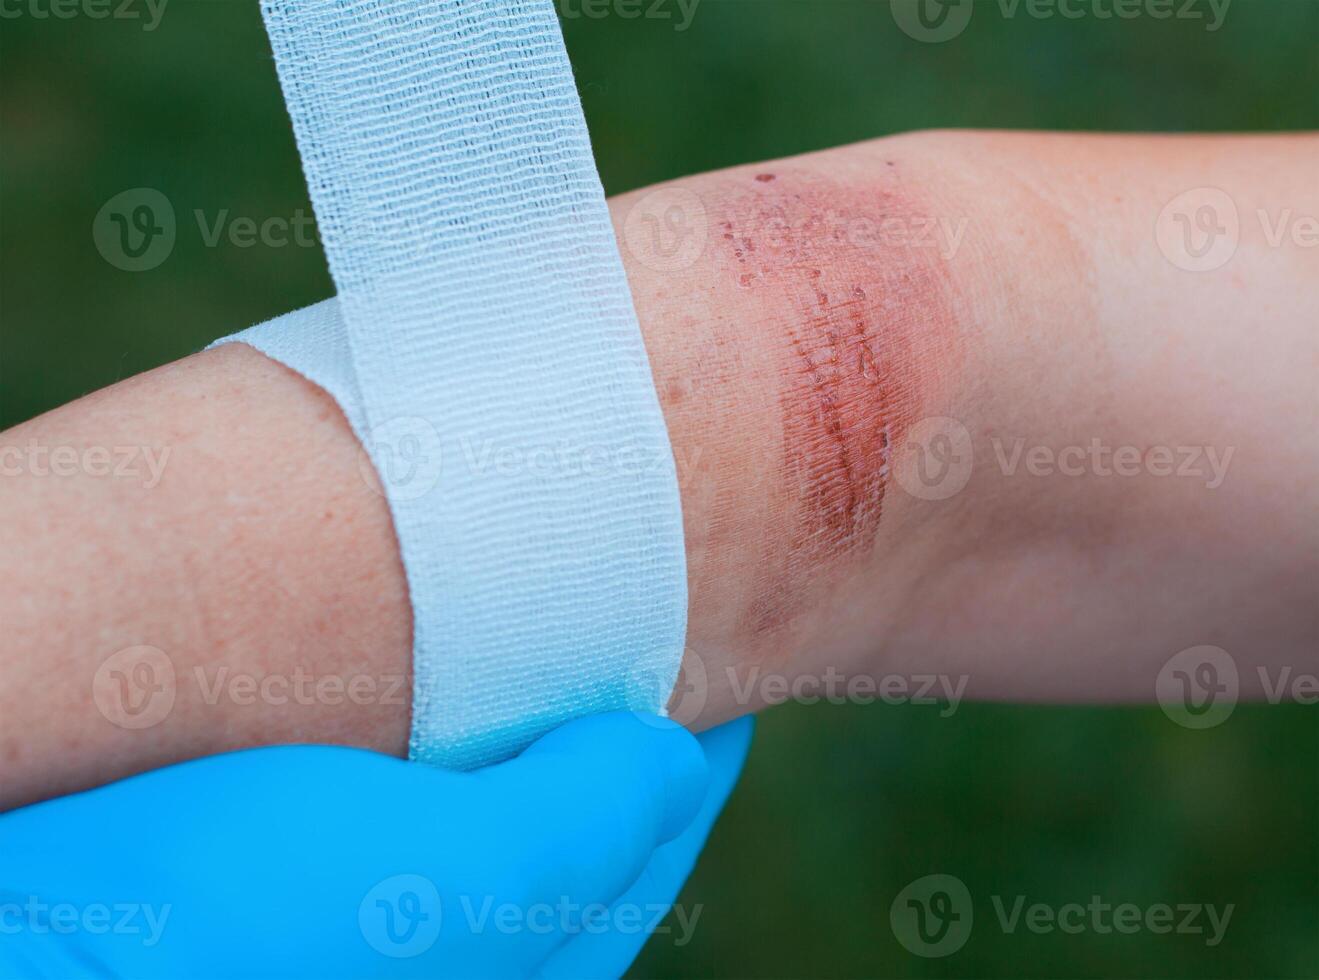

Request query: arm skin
[{"left": 2, "top": 131, "right": 1316, "bottom": 809}]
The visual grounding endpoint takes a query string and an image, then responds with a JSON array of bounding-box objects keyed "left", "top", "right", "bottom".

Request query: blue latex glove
[{"left": 0, "top": 712, "right": 752, "bottom": 979}]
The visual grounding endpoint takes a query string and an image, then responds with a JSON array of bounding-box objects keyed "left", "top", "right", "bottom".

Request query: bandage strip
[{"left": 236, "top": 0, "right": 687, "bottom": 768}]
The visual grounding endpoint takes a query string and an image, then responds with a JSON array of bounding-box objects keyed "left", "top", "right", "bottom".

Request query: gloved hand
[{"left": 0, "top": 712, "right": 753, "bottom": 979}]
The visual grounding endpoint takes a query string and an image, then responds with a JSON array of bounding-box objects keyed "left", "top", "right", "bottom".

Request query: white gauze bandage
[{"left": 211, "top": 0, "right": 687, "bottom": 769}]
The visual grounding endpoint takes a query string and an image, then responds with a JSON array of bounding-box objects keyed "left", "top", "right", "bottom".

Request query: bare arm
[{"left": 2, "top": 130, "right": 1316, "bottom": 809}]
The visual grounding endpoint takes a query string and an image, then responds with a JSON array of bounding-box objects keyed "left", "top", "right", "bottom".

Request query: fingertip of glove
[
  {"left": 697, "top": 714, "right": 755, "bottom": 756},
  {"left": 652, "top": 717, "right": 710, "bottom": 843},
  {"left": 522, "top": 712, "right": 710, "bottom": 843}
]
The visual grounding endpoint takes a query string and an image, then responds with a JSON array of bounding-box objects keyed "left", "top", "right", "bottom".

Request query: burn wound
[{"left": 713, "top": 166, "right": 964, "bottom": 631}]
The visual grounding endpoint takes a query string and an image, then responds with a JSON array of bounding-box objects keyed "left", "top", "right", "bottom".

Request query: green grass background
[{"left": 1, "top": 1, "right": 1316, "bottom": 976}]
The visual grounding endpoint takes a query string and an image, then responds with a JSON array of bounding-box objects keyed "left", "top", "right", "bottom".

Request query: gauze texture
[{"left": 218, "top": 0, "right": 687, "bottom": 768}]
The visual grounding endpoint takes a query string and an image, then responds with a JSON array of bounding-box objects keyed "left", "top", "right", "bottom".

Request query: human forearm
[
  {"left": 658, "top": 130, "right": 1318, "bottom": 718},
  {"left": 0, "top": 344, "right": 413, "bottom": 808},
  {"left": 2, "top": 130, "right": 1315, "bottom": 808}
]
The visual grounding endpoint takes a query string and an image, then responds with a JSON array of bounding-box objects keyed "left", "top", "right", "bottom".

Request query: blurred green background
[{"left": 1, "top": 1, "right": 1316, "bottom": 976}]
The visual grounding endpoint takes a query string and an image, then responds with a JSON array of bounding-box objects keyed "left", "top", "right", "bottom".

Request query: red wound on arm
[{"left": 714, "top": 167, "right": 965, "bottom": 628}]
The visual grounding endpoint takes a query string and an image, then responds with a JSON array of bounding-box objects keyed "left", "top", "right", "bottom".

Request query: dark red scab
[
  {"left": 782, "top": 288, "right": 901, "bottom": 558},
  {"left": 755, "top": 173, "right": 777, "bottom": 183}
]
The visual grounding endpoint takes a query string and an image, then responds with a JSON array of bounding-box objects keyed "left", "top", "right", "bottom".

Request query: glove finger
[
  {"left": 536, "top": 716, "right": 754, "bottom": 980},
  {"left": 467, "top": 711, "right": 711, "bottom": 888},
  {"left": 354, "top": 712, "right": 710, "bottom": 976}
]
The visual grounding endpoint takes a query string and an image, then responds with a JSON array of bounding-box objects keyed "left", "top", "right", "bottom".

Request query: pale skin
[{"left": 2, "top": 131, "right": 1316, "bottom": 810}]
